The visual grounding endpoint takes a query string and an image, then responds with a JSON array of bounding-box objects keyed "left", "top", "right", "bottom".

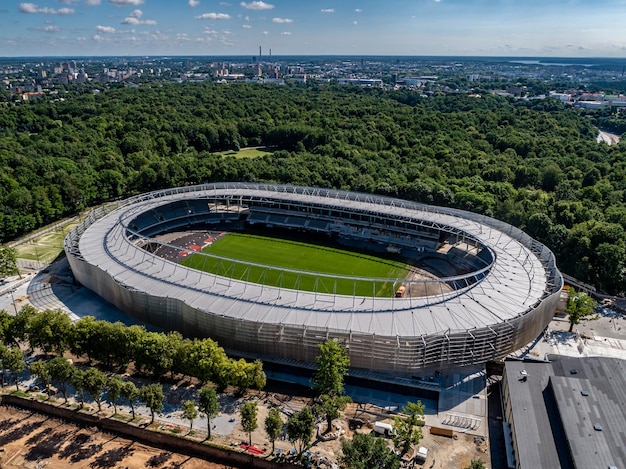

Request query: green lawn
[
  {"left": 213, "top": 147, "right": 271, "bottom": 159},
  {"left": 15, "top": 222, "right": 79, "bottom": 263},
  {"left": 181, "top": 233, "right": 410, "bottom": 297}
]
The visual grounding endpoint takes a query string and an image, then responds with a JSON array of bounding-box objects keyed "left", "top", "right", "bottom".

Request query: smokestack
[
  {"left": 259, "top": 46, "right": 262, "bottom": 60},
  {"left": 269, "top": 49, "right": 272, "bottom": 58}
]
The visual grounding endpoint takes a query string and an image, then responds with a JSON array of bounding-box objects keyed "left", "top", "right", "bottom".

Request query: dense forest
[{"left": 1, "top": 82, "right": 625, "bottom": 294}]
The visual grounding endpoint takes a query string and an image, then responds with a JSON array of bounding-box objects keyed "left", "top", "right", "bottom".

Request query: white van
[{"left": 373, "top": 421, "right": 395, "bottom": 437}]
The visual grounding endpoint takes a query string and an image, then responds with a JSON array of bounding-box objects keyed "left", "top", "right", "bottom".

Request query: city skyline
[{"left": 1, "top": 0, "right": 626, "bottom": 58}]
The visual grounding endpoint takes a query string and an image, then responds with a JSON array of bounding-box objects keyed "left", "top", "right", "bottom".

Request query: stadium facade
[{"left": 65, "top": 183, "right": 563, "bottom": 376}]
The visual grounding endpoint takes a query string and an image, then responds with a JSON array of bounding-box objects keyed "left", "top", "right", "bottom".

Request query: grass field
[
  {"left": 181, "top": 233, "right": 411, "bottom": 297},
  {"left": 15, "top": 222, "right": 79, "bottom": 263},
  {"left": 213, "top": 147, "right": 272, "bottom": 159}
]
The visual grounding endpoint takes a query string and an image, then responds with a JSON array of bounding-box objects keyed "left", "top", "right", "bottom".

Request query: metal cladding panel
[{"left": 65, "top": 183, "right": 563, "bottom": 375}]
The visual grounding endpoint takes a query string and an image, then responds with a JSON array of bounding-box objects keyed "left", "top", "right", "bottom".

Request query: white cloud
[
  {"left": 262, "top": 30, "right": 268, "bottom": 35},
  {"left": 242, "top": 24, "right": 251, "bottom": 28},
  {"left": 85, "top": 0, "right": 101, "bottom": 5},
  {"left": 18, "top": 3, "right": 39, "bottom": 13},
  {"left": 19, "top": 3, "right": 75, "bottom": 14},
  {"left": 196, "top": 12, "right": 231, "bottom": 19},
  {"left": 108, "top": 0, "right": 144, "bottom": 6},
  {"left": 41, "top": 25, "right": 61, "bottom": 32},
  {"left": 240, "top": 1, "right": 273, "bottom": 10},
  {"left": 188, "top": 0, "right": 200, "bottom": 6},
  {"left": 352, "top": 20, "right": 357, "bottom": 25},
  {"left": 96, "top": 25, "right": 116, "bottom": 33},
  {"left": 272, "top": 17, "right": 292, "bottom": 23},
  {"left": 354, "top": 8, "right": 362, "bottom": 12},
  {"left": 321, "top": 8, "right": 334, "bottom": 13},
  {"left": 92, "top": 34, "right": 102, "bottom": 41},
  {"left": 121, "top": 8, "right": 156, "bottom": 25},
  {"left": 280, "top": 31, "right": 291, "bottom": 35}
]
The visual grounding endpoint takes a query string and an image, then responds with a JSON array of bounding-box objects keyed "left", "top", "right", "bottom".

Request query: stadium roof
[{"left": 74, "top": 184, "right": 555, "bottom": 339}]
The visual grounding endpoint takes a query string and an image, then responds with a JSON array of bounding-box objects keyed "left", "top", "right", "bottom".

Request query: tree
[
  {"left": 240, "top": 401, "right": 258, "bottom": 446},
  {"left": 2, "top": 346, "right": 24, "bottom": 390},
  {"left": 248, "top": 359, "right": 267, "bottom": 391},
  {"left": 140, "top": 383, "right": 164, "bottom": 424},
  {"left": 72, "top": 369, "right": 86, "bottom": 408},
  {"left": 0, "top": 246, "right": 19, "bottom": 279},
  {"left": 0, "top": 311, "right": 13, "bottom": 346},
  {"left": 287, "top": 407, "right": 315, "bottom": 455},
  {"left": 181, "top": 400, "right": 199, "bottom": 432},
  {"left": 198, "top": 385, "right": 219, "bottom": 439},
  {"left": 7, "top": 305, "right": 37, "bottom": 348},
  {"left": 107, "top": 375, "right": 124, "bottom": 415},
  {"left": 312, "top": 339, "right": 350, "bottom": 397},
  {"left": 230, "top": 359, "right": 267, "bottom": 394},
  {"left": 464, "top": 460, "right": 486, "bottom": 469},
  {"left": 187, "top": 338, "right": 229, "bottom": 386},
  {"left": 264, "top": 407, "right": 283, "bottom": 453},
  {"left": 135, "top": 331, "right": 177, "bottom": 377},
  {"left": 29, "top": 360, "right": 52, "bottom": 395},
  {"left": 83, "top": 367, "right": 107, "bottom": 412},
  {"left": 566, "top": 288, "right": 597, "bottom": 332},
  {"left": 340, "top": 432, "right": 400, "bottom": 469},
  {"left": 318, "top": 393, "right": 352, "bottom": 434},
  {"left": 28, "top": 309, "right": 73, "bottom": 356},
  {"left": 312, "top": 340, "right": 351, "bottom": 433},
  {"left": 47, "top": 356, "right": 75, "bottom": 403},
  {"left": 122, "top": 381, "right": 140, "bottom": 419},
  {"left": 70, "top": 316, "right": 98, "bottom": 361},
  {"left": 392, "top": 401, "right": 425, "bottom": 456},
  {"left": 0, "top": 343, "right": 9, "bottom": 387}
]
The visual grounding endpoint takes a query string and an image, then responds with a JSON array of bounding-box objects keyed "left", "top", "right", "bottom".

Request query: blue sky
[{"left": 1, "top": 0, "right": 626, "bottom": 57}]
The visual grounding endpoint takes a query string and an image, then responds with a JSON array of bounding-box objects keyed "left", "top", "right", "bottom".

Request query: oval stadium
[{"left": 64, "top": 183, "right": 563, "bottom": 377}]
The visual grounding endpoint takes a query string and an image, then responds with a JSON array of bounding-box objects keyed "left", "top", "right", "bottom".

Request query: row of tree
[
  {"left": 1, "top": 82, "right": 626, "bottom": 293},
  {"left": 0, "top": 305, "right": 266, "bottom": 393},
  {"left": 0, "top": 307, "right": 448, "bottom": 469},
  {"left": 1, "top": 344, "right": 223, "bottom": 436}
]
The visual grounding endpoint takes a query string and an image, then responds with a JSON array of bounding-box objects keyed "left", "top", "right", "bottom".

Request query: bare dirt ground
[
  {"left": 0, "top": 405, "right": 229, "bottom": 469},
  {"left": 0, "top": 389, "right": 489, "bottom": 469},
  {"left": 597, "top": 129, "right": 621, "bottom": 146}
]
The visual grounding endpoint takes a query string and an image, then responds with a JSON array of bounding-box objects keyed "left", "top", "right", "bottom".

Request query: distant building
[
  {"left": 22, "top": 91, "right": 45, "bottom": 100},
  {"left": 337, "top": 78, "right": 383, "bottom": 88},
  {"left": 402, "top": 76, "right": 438, "bottom": 86},
  {"left": 606, "top": 95, "right": 626, "bottom": 108},
  {"left": 502, "top": 357, "right": 626, "bottom": 469},
  {"left": 290, "top": 73, "right": 307, "bottom": 83},
  {"left": 222, "top": 73, "right": 245, "bottom": 81},
  {"left": 550, "top": 92, "right": 571, "bottom": 103},
  {"left": 75, "top": 70, "right": 88, "bottom": 83},
  {"left": 576, "top": 100, "right": 607, "bottom": 110}
]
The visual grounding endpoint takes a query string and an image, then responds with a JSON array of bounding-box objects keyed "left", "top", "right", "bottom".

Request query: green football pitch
[{"left": 181, "top": 232, "right": 411, "bottom": 297}]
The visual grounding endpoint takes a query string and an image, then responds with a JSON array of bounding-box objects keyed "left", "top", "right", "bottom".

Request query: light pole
[{"left": 9, "top": 288, "right": 17, "bottom": 315}]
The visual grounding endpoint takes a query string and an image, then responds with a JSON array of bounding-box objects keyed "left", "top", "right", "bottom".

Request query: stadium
[{"left": 65, "top": 183, "right": 563, "bottom": 377}]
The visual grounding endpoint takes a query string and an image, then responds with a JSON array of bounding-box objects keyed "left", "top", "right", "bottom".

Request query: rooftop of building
[{"left": 504, "top": 356, "right": 626, "bottom": 469}]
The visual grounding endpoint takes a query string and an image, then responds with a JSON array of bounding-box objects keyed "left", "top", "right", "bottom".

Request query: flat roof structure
[
  {"left": 503, "top": 357, "right": 626, "bottom": 469},
  {"left": 65, "top": 183, "right": 562, "bottom": 376}
]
